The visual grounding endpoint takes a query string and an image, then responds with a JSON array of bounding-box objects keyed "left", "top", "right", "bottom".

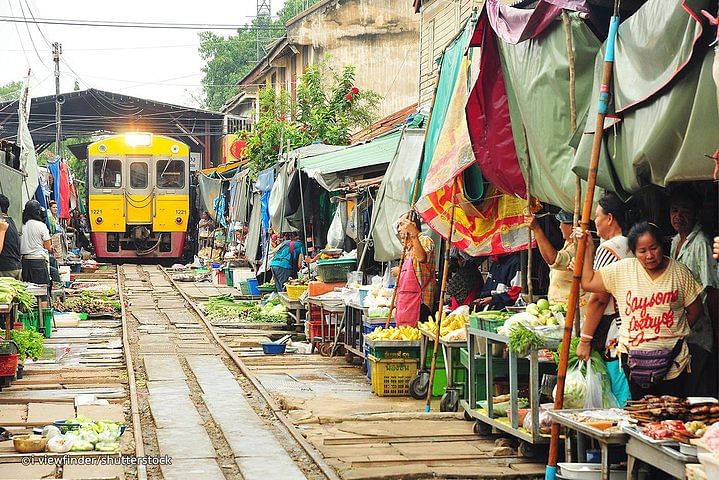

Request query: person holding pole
[
  {"left": 576, "top": 192, "right": 633, "bottom": 406},
  {"left": 578, "top": 222, "right": 704, "bottom": 399},
  {"left": 391, "top": 212, "right": 435, "bottom": 327}
]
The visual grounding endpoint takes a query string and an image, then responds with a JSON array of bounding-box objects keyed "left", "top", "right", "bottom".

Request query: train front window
[
  {"left": 130, "top": 162, "right": 148, "bottom": 189},
  {"left": 92, "top": 159, "right": 122, "bottom": 189},
  {"left": 156, "top": 159, "right": 185, "bottom": 189}
]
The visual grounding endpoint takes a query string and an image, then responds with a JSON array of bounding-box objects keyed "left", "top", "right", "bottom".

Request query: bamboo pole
[
  {"left": 562, "top": 11, "right": 582, "bottom": 338},
  {"left": 546, "top": 6, "right": 620, "bottom": 479},
  {"left": 424, "top": 178, "right": 458, "bottom": 412}
]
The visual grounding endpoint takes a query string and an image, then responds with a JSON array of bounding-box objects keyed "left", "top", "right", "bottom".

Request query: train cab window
[
  {"left": 130, "top": 162, "right": 148, "bottom": 189},
  {"left": 156, "top": 159, "right": 185, "bottom": 189},
  {"left": 92, "top": 159, "right": 122, "bottom": 189}
]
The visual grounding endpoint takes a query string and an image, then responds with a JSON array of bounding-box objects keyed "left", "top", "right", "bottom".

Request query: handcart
[
  {"left": 408, "top": 328, "right": 467, "bottom": 412},
  {"left": 460, "top": 326, "right": 557, "bottom": 457},
  {"left": 307, "top": 297, "right": 345, "bottom": 356},
  {"left": 278, "top": 291, "right": 306, "bottom": 332}
]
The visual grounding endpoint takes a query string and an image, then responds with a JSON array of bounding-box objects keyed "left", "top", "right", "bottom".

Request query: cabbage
[
  {"left": 95, "top": 441, "right": 120, "bottom": 452},
  {"left": 47, "top": 434, "right": 73, "bottom": 453},
  {"left": 70, "top": 439, "right": 94, "bottom": 451},
  {"left": 79, "top": 429, "right": 99, "bottom": 444}
]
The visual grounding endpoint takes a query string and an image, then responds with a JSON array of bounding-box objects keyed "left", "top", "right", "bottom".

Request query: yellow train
[{"left": 87, "top": 133, "right": 190, "bottom": 260}]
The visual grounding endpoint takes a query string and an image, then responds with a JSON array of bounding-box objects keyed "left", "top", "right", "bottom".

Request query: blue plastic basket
[{"left": 261, "top": 342, "right": 287, "bottom": 355}]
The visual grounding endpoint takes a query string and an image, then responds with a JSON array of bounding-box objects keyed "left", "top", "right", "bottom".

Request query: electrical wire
[
  {"left": 6, "top": 0, "right": 30, "bottom": 66},
  {"left": 0, "top": 15, "right": 287, "bottom": 31}
]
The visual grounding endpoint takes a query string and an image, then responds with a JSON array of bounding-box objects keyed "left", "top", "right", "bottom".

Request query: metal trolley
[{"left": 460, "top": 326, "right": 556, "bottom": 457}]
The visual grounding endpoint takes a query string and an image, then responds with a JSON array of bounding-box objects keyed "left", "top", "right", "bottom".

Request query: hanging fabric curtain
[
  {"left": 17, "top": 75, "right": 40, "bottom": 207},
  {"left": 197, "top": 174, "right": 222, "bottom": 221},
  {"left": 572, "top": 0, "right": 718, "bottom": 192},
  {"left": 416, "top": 35, "right": 530, "bottom": 256},
  {"left": 268, "top": 161, "right": 297, "bottom": 233}
]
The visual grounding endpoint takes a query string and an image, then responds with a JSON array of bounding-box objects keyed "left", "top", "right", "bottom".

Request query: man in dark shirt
[
  {"left": 0, "top": 194, "right": 22, "bottom": 279},
  {"left": 475, "top": 251, "right": 522, "bottom": 310}
]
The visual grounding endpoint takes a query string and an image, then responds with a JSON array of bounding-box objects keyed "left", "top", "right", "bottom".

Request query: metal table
[
  {"left": 278, "top": 292, "right": 305, "bottom": 328},
  {"left": 547, "top": 410, "right": 628, "bottom": 480},
  {"left": 623, "top": 426, "right": 696, "bottom": 480},
  {"left": 343, "top": 302, "right": 366, "bottom": 360}
]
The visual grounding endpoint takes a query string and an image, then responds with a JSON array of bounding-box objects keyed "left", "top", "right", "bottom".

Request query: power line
[{"left": 0, "top": 15, "right": 287, "bottom": 31}]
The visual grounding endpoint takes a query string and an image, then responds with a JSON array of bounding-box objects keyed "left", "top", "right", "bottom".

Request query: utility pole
[
  {"left": 53, "top": 42, "right": 62, "bottom": 158},
  {"left": 256, "top": 0, "right": 271, "bottom": 61}
]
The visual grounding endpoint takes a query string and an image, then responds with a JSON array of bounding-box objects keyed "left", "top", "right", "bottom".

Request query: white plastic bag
[
  {"left": 554, "top": 361, "right": 587, "bottom": 409},
  {"left": 327, "top": 208, "right": 345, "bottom": 249},
  {"left": 584, "top": 359, "right": 604, "bottom": 409}
]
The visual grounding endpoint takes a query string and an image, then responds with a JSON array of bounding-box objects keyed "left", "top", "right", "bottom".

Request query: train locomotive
[{"left": 87, "top": 133, "right": 190, "bottom": 260}]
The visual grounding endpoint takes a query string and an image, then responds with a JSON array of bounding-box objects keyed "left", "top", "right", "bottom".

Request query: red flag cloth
[
  {"left": 465, "top": 13, "right": 527, "bottom": 198},
  {"left": 58, "top": 162, "right": 71, "bottom": 220}
]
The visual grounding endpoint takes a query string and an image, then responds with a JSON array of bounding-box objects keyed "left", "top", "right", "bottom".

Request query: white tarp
[
  {"left": 369, "top": 128, "right": 425, "bottom": 262},
  {"left": 17, "top": 75, "right": 39, "bottom": 205}
]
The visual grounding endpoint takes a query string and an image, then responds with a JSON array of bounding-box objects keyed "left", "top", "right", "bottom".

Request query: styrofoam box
[{"left": 558, "top": 463, "right": 626, "bottom": 480}]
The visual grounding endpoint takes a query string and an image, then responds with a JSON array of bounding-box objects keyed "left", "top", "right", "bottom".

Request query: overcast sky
[{"left": 0, "top": 0, "right": 286, "bottom": 108}]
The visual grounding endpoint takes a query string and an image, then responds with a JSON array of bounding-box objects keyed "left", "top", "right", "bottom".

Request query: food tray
[
  {"left": 622, "top": 425, "right": 679, "bottom": 446},
  {"left": 548, "top": 410, "right": 629, "bottom": 442}
]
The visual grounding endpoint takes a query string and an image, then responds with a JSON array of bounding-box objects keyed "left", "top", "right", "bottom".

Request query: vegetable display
[
  {"left": 507, "top": 324, "right": 545, "bottom": 356},
  {"left": 0, "top": 278, "right": 36, "bottom": 311},
  {"left": 10, "top": 329, "right": 44, "bottom": 362},
  {"left": 552, "top": 338, "right": 617, "bottom": 408},
  {"left": 204, "top": 295, "right": 286, "bottom": 323},
  {"left": 54, "top": 296, "right": 121, "bottom": 314},
  {"left": 59, "top": 417, "right": 123, "bottom": 452},
  {"left": 366, "top": 326, "right": 421, "bottom": 341}
]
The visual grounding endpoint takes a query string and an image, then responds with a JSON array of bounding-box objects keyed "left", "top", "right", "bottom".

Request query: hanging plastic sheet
[
  {"left": 197, "top": 174, "right": 223, "bottom": 221},
  {"left": 16, "top": 75, "right": 39, "bottom": 207},
  {"left": 370, "top": 129, "right": 425, "bottom": 262},
  {"left": 572, "top": 0, "right": 719, "bottom": 192},
  {"left": 228, "top": 169, "right": 251, "bottom": 224},
  {"left": 268, "top": 162, "right": 297, "bottom": 233},
  {"left": 245, "top": 192, "right": 262, "bottom": 263},
  {"left": 498, "top": 14, "right": 601, "bottom": 211},
  {"left": 58, "top": 162, "right": 71, "bottom": 219}
]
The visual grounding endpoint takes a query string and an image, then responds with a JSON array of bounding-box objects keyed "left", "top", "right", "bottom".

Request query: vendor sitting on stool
[
  {"left": 474, "top": 251, "right": 522, "bottom": 310},
  {"left": 391, "top": 212, "right": 435, "bottom": 327}
]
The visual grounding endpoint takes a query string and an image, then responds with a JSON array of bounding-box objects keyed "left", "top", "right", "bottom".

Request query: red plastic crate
[{"left": 308, "top": 319, "right": 337, "bottom": 341}]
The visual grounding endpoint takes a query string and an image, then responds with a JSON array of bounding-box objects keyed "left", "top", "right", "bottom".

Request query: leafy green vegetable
[
  {"left": 10, "top": 329, "right": 44, "bottom": 362},
  {"left": 508, "top": 324, "right": 545, "bottom": 355}
]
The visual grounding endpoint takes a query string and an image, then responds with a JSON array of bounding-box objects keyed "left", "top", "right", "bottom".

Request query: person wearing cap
[{"left": 526, "top": 209, "right": 587, "bottom": 314}]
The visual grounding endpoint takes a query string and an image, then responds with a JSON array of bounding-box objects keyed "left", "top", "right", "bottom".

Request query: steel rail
[{"left": 158, "top": 266, "right": 342, "bottom": 480}]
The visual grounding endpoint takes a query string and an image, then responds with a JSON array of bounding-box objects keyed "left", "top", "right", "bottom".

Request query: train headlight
[
  {"left": 175, "top": 217, "right": 183, "bottom": 224},
  {"left": 95, "top": 216, "right": 103, "bottom": 225}
]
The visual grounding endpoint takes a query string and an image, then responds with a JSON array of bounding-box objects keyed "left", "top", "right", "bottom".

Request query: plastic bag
[
  {"left": 554, "top": 361, "right": 587, "bottom": 409},
  {"left": 584, "top": 359, "right": 605, "bottom": 409},
  {"left": 327, "top": 208, "right": 345, "bottom": 249}
]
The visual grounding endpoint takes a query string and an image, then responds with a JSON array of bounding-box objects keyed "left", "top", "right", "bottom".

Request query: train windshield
[
  {"left": 93, "top": 159, "right": 122, "bottom": 188},
  {"left": 156, "top": 159, "right": 185, "bottom": 189},
  {"left": 130, "top": 162, "right": 148, "bottom": 189}
]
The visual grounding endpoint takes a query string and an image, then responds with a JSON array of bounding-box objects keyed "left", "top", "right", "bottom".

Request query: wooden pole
[
  {"left": 424, "top": 178, "right": 458, "bottom": 412},
  {"left": 563, "top": 11, "right": 583, "bottom": 338},
  {"left": 546, "top": 7, "right": 620, "bottom": 479}
]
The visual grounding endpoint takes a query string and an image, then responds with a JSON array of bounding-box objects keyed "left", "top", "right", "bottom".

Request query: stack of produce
[
  {"left": 366, "top": 326, "right": 421, "bottom": 341},
  {"left": 418, "top": 308, "right": 470, "bottom": 341},
  {"left": 0, "top": 278, "right": 35, "bottom": 311},
  {"left": 524, "top": 299, "right": 566, "bottom": 326},
  {"left": 48, "top": 417, "right": 124, "bottom": 452},
  {"left": 626, "top": 395, "right": 719, "bottom": 424},
  {"left": 203, "top": 295, "right": 286, "bottom": 323},
  {"left": 54, "top": 294, "right": 121, "bottom": 314}
]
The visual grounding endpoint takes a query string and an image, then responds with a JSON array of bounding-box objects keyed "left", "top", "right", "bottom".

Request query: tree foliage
[
  {"left": 0, "top": 81, "right": 22, "bottom": 102},
  {"left": 242, "top": 62, "right": 381, "bottom": 177},
  {"left": 199, "top": 0, "right": 321, "bottom": 110}
]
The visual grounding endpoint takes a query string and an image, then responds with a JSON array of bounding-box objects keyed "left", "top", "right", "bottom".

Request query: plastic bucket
[
  {"left": 261, "top": 342, "right": 287, "bottom": 355},
  {"left": 247, "top": 278, "right": 260, "bottom": 296},
  {"left": 224, "top": 267, "right": 234, "bottom": 287}
]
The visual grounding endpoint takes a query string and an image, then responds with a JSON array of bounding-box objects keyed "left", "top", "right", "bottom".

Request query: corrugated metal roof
[{"left": 298, "top": 130, "right": 402, "bottom": 175}]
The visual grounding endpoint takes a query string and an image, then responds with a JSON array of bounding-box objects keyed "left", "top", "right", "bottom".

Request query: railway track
[{"left": 120, "top": 264, "right": 335, "bottom": 480}]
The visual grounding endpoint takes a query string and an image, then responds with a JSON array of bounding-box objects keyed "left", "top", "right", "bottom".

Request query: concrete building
[{"left": 222, "top": 0, "right": 420, "bottom": 121}]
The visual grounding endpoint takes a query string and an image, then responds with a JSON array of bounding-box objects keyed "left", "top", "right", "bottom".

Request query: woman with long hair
[{"left": 20, "top": 200, "right": 54, "bottom": 285}]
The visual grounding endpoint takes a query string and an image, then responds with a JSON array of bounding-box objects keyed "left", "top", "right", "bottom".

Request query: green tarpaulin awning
[{"left": 299, "top": 130, "right": 402, "bottom": 190}]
